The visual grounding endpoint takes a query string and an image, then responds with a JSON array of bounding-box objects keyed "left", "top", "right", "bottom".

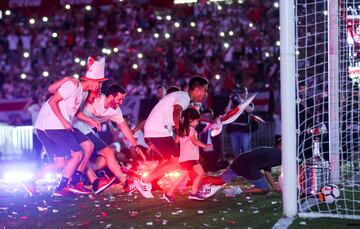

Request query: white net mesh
[{"left": 295, "top": 0, "right": 360, "bottom": 219}]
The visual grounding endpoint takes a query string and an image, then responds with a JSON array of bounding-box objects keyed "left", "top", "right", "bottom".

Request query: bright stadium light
[
  {"left": 3, "top": 171, "right": 33, "bottom": 183},
  {"left": 132, "top": 64, "right": 138, "bottom": 69},
  {"left": 274, "top": 2, "right": 279, "bottom": 8},
  {"left": 323, "top": 10, "right": 328, "bottom": 16},
  {"left": 296, "top": 50, "right": 300, "bottom": 55},
  {"left": 102, "top": 48, "right": 107, "bottom": 54},
  {"left": 52, "top": 32, "right": 58, "bottom": 38},
  {"left": 42, "top": 71, "right": 49, "bottom": 77},
  {"left": 190, "top": 22, "right": 196, "bottom": 27},
  {"left": 73, "top": 74, "right": 79, "bottom": 79},
  {"left": 42, "top": 17, "right": 48, "bottom": 22},
  {"left": 174, "top": 22, "right": 180, "bottom": 28},
  {"left": 166, "top": 15, "right": 171, "bottom": 21},
  {"left": 276, "top": 40, "right": 280, "bottom": 46},
  {"left": 137, "top": 27, "right": 143, "bottom": 33},
  {"left": 156, "top": 16, "right": 162, "bottom": 20},
  {"left": 20, "top": 73, "right": 27, "bottom": 79},
  {"left": 224, "top": 42, "right": 229, "bottom": 48},
  {"left": 5, "top": 10, "right": 11, "bottom": 16},
  {"left": 80, "top": 60, "right": 86, "bottom": 66},
  {"left": 219, "top": 32, "right": 225, "bottom": 37},
  {"left": 29, "top": 18, "right": 35, "bottom": 24},
  {"left": 228, "top": 31, "right": 234, "bottom": 36},
  {"left": 74, "top": 57, "right": 80, "bottom": 63},
  {"left": 265, "top": 52, "right": 270, "bottom": 57},
  {"left": 23, "top": 52, "right": 30, "bottom": 58},
  {"left": 215, "top": 74, "right": 221, "bottom": 80},
  {"left": 154, "top": 33, "right": 159, "bottom": 38},
  {"left": 65, "top": 4, "right": 71, "bottom": 10},
  {"left": 217, "top": 5, "right": 222, "bottom": 10},
  {"left": 137, "top": 53, "right": 143, "bottom": 59},
  {"left": 85, "top": 5, "right": 92, "bottom": 11},
  {"left": 164, "top": 33, "right": 170, "bottom": 39},
  {"left": 249, "top": 22, "right": 253, "bottom": 28},
  {"left": 113, "top": 47, "right": 119, "bottom": 53}
]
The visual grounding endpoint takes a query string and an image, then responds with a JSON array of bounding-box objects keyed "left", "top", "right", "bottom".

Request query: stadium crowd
[{"left": 0, "top": 1, "right": 280, "bottom": 103}]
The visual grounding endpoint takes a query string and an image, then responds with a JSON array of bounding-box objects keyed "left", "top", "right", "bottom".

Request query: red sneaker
[
  {"left": 68, "top": 182, "right": 92, "bottom": 195},
  {"left": 53, "top": 187, "right": 73, "bottom": 197},
  {"left": 123, "top": 180, "right": 136, "bottom": 194},
  {"left": 93, "top": 177, "right": 116, "bottom": 195}
]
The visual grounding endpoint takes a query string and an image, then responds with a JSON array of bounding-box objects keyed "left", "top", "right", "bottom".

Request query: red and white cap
[{"left": 81, "top": 57, "right": 108, "bottom": 82}]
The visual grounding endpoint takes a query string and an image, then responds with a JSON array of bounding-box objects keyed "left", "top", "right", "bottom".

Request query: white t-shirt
[
  {"left": 74, "top": 94, "right": 124, "bottom": 135},
  {"left": 144, "top": 91, "right": 190, "bottom": 138},
  {"left": 179, "top": 127, "right": 199, "bottom": 163},
  {"left": 35, "top": 81, "right": 87, "bottom": 130},
  {"left": 27, "top": 103, "right": 41, "bottom": 125}
]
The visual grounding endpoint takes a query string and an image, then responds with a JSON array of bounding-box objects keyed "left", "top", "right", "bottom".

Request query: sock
[
  {"left": 70, "top": 171, "right": 83, "bottom": 185},
  {"left": 56, "top": 177, "right": 69, "bottom": 191},
  {"left": 92, "top": 178, "right": 99, "bottom": 190}
]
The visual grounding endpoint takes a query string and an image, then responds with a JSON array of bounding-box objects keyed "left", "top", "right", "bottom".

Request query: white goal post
[{"left": 281, "top": 0, "right": 360, "bottom": 219}]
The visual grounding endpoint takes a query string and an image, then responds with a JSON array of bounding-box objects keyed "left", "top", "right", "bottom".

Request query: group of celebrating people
[{"left": 21, "top": 57, "right": 282, "bottom": 203}]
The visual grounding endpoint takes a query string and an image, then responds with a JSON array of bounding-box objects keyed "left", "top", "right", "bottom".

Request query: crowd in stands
[{"left": 0, "top": 1, "right": 280, "bottom": 105}]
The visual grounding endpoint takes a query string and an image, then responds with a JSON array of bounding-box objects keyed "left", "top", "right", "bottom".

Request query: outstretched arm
[
  {"left": 264, "top": 170, "right": 280, "bottom": 193},
  {"left": 190, "top": 134, "right": 213, "bottom": 149},
  {"left": 117, "top": 121, "right": 146, "bottom": 161}
]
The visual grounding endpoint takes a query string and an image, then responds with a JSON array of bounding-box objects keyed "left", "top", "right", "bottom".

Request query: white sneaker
[
  {"left": 134, "top": 179, "right": 154, "bottom": 198},
  {"left": 224, "top": 186, "right": 243, "bottom": 196},
  {"left": 201, "top": 184, "right": 222, "bottom": 198}
]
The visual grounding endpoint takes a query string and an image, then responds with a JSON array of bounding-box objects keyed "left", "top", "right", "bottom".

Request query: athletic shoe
[
  {"left": 93, "top": 177, "right": 116, "bottom": 195},
  {"left": 68, "top": 182, "right": 92, "bottom": 195},
  {"left": 188, "top": 192, "right": 205, "bottom": 201},
  {"left": 20, "top": 181, "right": 36, "bottom": 196},
  {"left": 163, "top": 193, "right": 175, "bottom": 203},
  {"left": 134, "top": 179, "right": 153, "bottom": 198},
  {"left": 123, "top": 180, "right": 136, "bottom": 194},
  {"left": 201, "top": 184, "right": 222, "bottom": 198},
  {"left": 53, "top": 187, "right": 73, "bottom": 197}
]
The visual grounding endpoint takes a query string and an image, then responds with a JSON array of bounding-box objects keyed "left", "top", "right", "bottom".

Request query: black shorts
[
  {"left": 36, "top": 128, "right": 89, "bottom": 157},
  {"left": 145, "top": 137, "right": 179, "bottom": 160},
  {"left": 86, "top": 132, "right": 108, "bottom": 161},
  {"left": 179, "top": 160, "right": 199, "bottom": 171}
]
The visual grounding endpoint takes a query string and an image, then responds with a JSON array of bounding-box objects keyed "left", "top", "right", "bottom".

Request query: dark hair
[
  {"left": 166, "top": 86, "right": 181, "bottom": 94},
  {"left": 188, "top": 76, "right": 208, "bottom": 91},
  {"left": 201, "top": 108, "right": 214, "bottom": 117},
  {"left": 104, "top": 84, "right": 126, "bottom": 97},
  {"left": 179, "top": 108, "right": 201, "bottom": 137}
]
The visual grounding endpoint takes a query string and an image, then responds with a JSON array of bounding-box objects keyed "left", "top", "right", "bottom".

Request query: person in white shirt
[
  {"left": 136, "top": 76, "right": 209, "bottom": 198},
  {"left": 73, "top": 85, "right": 145, "bottom": 192},
  {"left": 21, "top": 57, "right": 110, "bottom": 197}
]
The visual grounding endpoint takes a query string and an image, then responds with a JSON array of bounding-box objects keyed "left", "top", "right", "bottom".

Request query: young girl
[{"left": 163, "top": 108, "right": 213, "bottom": 202}]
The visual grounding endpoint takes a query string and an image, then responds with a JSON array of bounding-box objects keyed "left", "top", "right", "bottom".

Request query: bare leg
[
  {"left": 191, "top": 164, "right": 205, "bottom": 194},
  {"left": 63, "top": 151, "right": 83, "bottom": 178},
  {"left": 99, "top": 147, "right": 126, "bottom": 183},
  {"left": 76, "top": 140, "right": 94, "bottom": 172},
  {"left": 167, "top": 170, "right": 189, "bottom": 196},
  {"left": 143, "top": 157, "right": 179, "bottom": 183}
]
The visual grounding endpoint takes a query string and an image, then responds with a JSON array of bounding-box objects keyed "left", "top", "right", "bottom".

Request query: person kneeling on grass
[
  {"left": 163, "top": 108, "right": 213, "bottom": 203},
  {"left": 202, "top": 139, "right": 282, "bottom": 196}
]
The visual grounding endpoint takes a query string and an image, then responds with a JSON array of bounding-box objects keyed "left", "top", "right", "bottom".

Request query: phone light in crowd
[
  {"left": 80, "top": 60, "right": 86, "bottom": 66},
  {"left": 42, "top": 71, "right": 49, "bottom": 77},
  {"left": 164, "top": 33, "right": 170, "bottom": 39},
  {"left": 20, "top": 73, "right": 27, "bottom": 79},
  {"left": 113, "top": 47, "right": 119, "bottom": 53},
  {"left": 73, "top": 73, "right": 79, "bottom": 79},
  {"left": 74, "top": 57, "right": 80, "bottom": 63},
  {"left": 278, "top": 26, "right": 281, "bottom": 30},
  {"left": 273, "top": 2, "right": 279, "bottom": 8},
  {"left": 132, "top": 63, "right": 138, "bottom": 70},
  {"left": 137, "top": 27, "right": 143, "bottom": 33},
  {"left": 215, "top": 74, "right": 221, "bottom": 80},
  {"left": 166, "top": 15, "right": 172, "bottom": 21},
  {"left": 52, "top": 32, "right": 58, "bottom": 38},
  {"left": 323, "top": 11, "right": 328, "bottom": 16},
  {"left": 278, "top": 56, "right": 281, "bottom": 61},
  {"left": 137, "top": 53, "right": 143, "bottom": 59},
  {"left": 85, "top": 5, "right": 92, "bottom": 11},
  {"left": 174, "top": 22, "right": 180, "bottom": 28},
  {"left": 219, "top": 32, "right": 225, "bottom": 37},
  {"left": 3, "top": 171, "right": 33, "bottom": 183},
  {"left": 190, "top": 21, "right": 196, "bottom": 27},
  {"left": 296, "top": 50, "right": 300, "bottom": 55},
  {"left": 265, "top": 52, "right": 270, "bottom": 57},
  {"left": 228, "top": 30, "right": 234, "bottom": 36},
  {"left": 224, "top": 42, "right": 229, "bottom": 49},
  {"left": 249, "top": 22, "right": 253, "bottom": 28},
  {"left": 217, "top": 5, "right": 222, "bottom": 11},
  {"left": 156, "top": 15, "right": 162, "bottom": 20},
  {"left": 154, "top": 33, "right": 159, "bottom": 38},
  {"left": 5, "top": 10, "right": 11, "bottom": 16},
  {"left": 276, "top": 41, "right": 280, "bottom": 46},
  {"left": 42, "top": 16, "right": 48, "bottom": 22},
  {"left": 65, "top": 4, "right": 71, "bottom": 10},
  {"left": 23, "top": 52, "right": 30, "bottom": 58},
  {"left": 29, "top": 18, "right": 35, "bottom": 25}
]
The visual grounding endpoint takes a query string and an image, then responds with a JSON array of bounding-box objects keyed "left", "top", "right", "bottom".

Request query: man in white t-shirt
[
  {"left": 73, "top": 84, "right": 145, "bottom": 192},
  {"left": 21, "top": 57, "right": 111, "bottom": 197},
  {"left": 136, "top": 76, "right": 209, "bottom": 198}
]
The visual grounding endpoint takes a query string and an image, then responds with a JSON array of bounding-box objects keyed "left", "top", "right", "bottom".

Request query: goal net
[{"left": 294, "top": 0, "right": 360, "bottom": 219}]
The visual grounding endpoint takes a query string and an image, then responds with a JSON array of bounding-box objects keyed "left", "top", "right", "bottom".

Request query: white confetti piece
[
  {"left": 52, "top": 209, "right": 59, "bottom": 213},
  {"left": 162, "top": 220, "right": 168, "bottom": 225},
  {"left": 299, "top": 221, "right": 307, "bottom": 225},
  {"left": 198, "top": 210, "right": 204, "bottom": 214},
  {"left": 146, "top": 222, "right": 153, "bottom": 226},
  {"left": 203, "top": 224, "right": 210, "bottom": 227},
  {"left": 12, "top": 211, "right": 18, "bottom": 215},
  {"left": 253, "top": 210, "right": 259, "bottom": 214},
  {"left": 105, "top": 224, "right": 112, "bottom": 228},
  {"left": 37, "top": 207, "right": 47, "bottom": 212},
  {"left": 99, "top": 221, "right": 104, "bottom": 224},
  {"left": 95, "top": 204, "right": 100, "bottom": 207},
  {"left": 271, "top": 201, "right": 277, "bottom": 205},
  {"left": 239, "top": 209, "right": 243, "bottom": 212}
]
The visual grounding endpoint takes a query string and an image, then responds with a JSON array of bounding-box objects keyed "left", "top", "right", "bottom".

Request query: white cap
[{"left": 82, "top": 57, "right": 108, "bottom": 81}]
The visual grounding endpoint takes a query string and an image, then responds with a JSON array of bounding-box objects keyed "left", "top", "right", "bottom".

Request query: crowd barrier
[{"left": 0, "top": 125, "right": 33, "bottom": 160}]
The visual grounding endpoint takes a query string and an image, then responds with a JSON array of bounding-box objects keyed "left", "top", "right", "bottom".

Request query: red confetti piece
[
  {"left": 20, "top": 216, "right": 28, "bottom": 220},
  {"left": 101, "top": 212, "right": 107, "bottom": 218}
]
